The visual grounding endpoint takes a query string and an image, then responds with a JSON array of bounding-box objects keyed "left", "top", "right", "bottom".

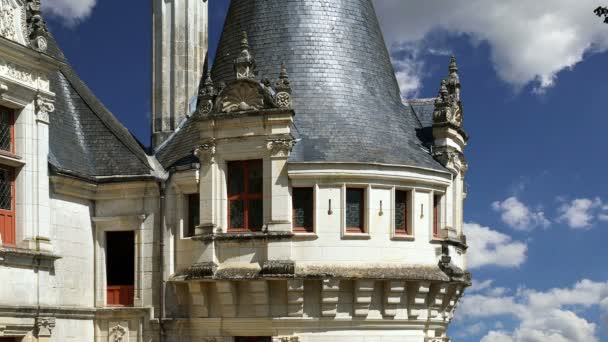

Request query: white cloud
[
  {"left": 464, "top": 223, "right": 527, "bottom": 269},
  {"left": 557, "top": 197, "right": 602, "bottom": 229},
  {"left": 42, "top": 0, "right": 97, "bottom": 25},
  {"left": 492, "top": 197, "right": 550, "bottom": 231},
  {"left": 459, "top": 279, "right": 608, "bottom": 342},
  {"left": 374, "top": 0, "right": 608, "bottom": 95},
  {"left": 599, "top": 205, "right": 608, "bottom": 222},
  {"left": 469, "top": 279, "right": 494, "bottom": 293}
]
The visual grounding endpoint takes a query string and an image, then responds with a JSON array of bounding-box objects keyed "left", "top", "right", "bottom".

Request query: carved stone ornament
[
  {"left": 35, "top": 316, "right": 55, "bottom": 337},
  {"left": 35, "top": 94, "right": 54, "bottom": 123},
  {"left": 267, "top": 138, "right": 294, "bottom": 157},
  {"left": 273, "top": 337, "right": 300, "bottom": 342},
  {"left": 26, "top": 0, "right": 48, "bottom": 52},
  {"left": 218, "top": 81, "right": 264, "bottom": 113},
  {"left": 432, "top": 147, "right": 466, "bottom": 174},
  {"left": 109, "top": 322, "right": 129, "bottom": 342},
  {"left": 275, "top": 92, "right": 291, "bottom": 108},
  {"left": 0, "top": 0, "right": 27, "bottom": 45},
  {"left": 433, "top": 56, "right": 463, "bottom": 128},
  {"left": 197, "top": 72, "right": 216, "bottom": 116},
  {"left": 0, "top": 56, "right": 36, "bottom": 86},
  {"left": 194, "top": 141, "right": 216, "bottom": 164},
  {"left": 274, "top": 62, "right": 292, "bottom": 108},
  {"left": 234, "top": 31, "right": 256, "bottom": 80}
]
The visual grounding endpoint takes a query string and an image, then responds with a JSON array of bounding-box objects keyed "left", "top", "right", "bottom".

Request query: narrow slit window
[
  {"left": 0, "top": 167, "right": 15, "bottom": 246},
  {"left": 292, "top": 187, "right": 313, "bottom": 233},
  {"left": 395, "top": 190, "right": 410, "bottom": 235},
  {"left": 346, "top": 188, "right": 365, "bottom": 233},
  {"left": 433, "top": 195, "right": 441, "bottom": 238},
  {"left": 228, "top": 160, "right": 263, "bottom": 232},
  {"left": 106, "top": 231, "right": 135, "bottom": 306},
  {"left": 186, "top": 193, "right": 200, "bottom": 237}
]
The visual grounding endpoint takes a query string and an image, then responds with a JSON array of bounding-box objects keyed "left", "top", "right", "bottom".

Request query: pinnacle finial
[
  {"left": 449, "top": 55, "right": 458, "bottom": 74},
  {"left": 241, "top": 31, "right": 249, "bottom": 51},
  {"left": 439, "top": 79, "right": 448, "bottom": 96},
  {"left": 279, "top": 62, "right": 289, "bottom": 80}
]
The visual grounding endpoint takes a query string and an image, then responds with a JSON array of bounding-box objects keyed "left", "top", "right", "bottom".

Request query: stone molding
[
  {"left": 194, "top": 140, "right": 216, "bottom": 164},
  {"left": 0, "top": 245, "right": 60, "bottom": 270},
  {"left": 35, "top": 93, "right": 54, "bottom": 123},
  {"left": 34, "top": 317, "right": 55, "bottom": 338},
  {"left": 266, "top": 137, "right": 294, "bottom": 158}
]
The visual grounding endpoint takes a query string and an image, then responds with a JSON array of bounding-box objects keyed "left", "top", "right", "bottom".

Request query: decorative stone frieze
[
  {"left": 108, "top": 321, "right": 129, "bottom": 342},
  {"left": 0, "top": 56, "right": 36, "bottom": 86},
  {"left": 35, "top": 93, "right": 54, "bottom": 123},
  {"left": 34, "top": 316, "right": 55, "bottom": 338},
  {"left": 0, "top": 0, "right": 22, "bottom": 43},
  {"left": 266, "top": 137, "right": 294, "bottom": 157},
  {"left": 194, "top": 140, "right": 216, "bottom": 164}
]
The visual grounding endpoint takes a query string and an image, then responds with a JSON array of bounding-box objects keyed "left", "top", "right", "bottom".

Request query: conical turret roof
[{"left": 211, "top": 0, "right": 443, "bottom": 170}]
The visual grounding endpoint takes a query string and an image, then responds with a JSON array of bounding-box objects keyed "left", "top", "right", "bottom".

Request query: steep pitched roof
[
  {"left": 205, "top": 0, "right": 445, "bottom": 170},
  {"left": 45, "top": 35, "right": 154, "bottom": 180}
]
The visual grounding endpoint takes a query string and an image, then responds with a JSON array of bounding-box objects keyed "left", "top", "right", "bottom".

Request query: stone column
[
  {"left": 34, "top": 94, "right": 53, "bottom": 252},
  {"left": 195, "top": 140, "right": 220, "bottom": 234},
  {"left": 265, "top": 137, "right": 293, "bottom": 232}
]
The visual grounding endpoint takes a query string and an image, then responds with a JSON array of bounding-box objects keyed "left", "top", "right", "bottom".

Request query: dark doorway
[
  {"left": 234, "top": 338, "right": 271, "bottom": 342},
  {"left": 106, "top": 231, "right": 135, "bottom": 306}
]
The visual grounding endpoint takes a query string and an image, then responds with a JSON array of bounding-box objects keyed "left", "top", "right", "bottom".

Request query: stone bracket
[
  {"left": 383, "top": 280, "right": 406, "bottom": 318},
  {"left": 410, "top": 282, "right": 431, "bottom": 320},
  {"left": 287, "top": 279, "right": 304, "bottom": 317},
  {"left": 321, "top": 279, "right": 340, "bottom": 317},
  {"left": 353, "top": 280, "right": 375, "bottom": 317}
]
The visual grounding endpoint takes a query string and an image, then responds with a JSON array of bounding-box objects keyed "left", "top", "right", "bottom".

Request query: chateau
[{"left": 0, "top": 0, "right": 470, "bottom": 341}]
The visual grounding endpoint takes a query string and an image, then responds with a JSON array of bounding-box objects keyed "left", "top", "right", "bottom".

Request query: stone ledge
[
  {"left": 0, "top": 246, "right": 61, "bottom": 270},
  {"left": 429, "top": 236, "right": 468, "bottom": 251},
  {"left": 193, "top": 231, "right": 294, "bottom": 243},
  {"left": 0, "top": 305, "right": 95, "bottom": 320}
]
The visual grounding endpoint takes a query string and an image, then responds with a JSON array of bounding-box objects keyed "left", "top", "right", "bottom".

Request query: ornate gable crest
[
  {"left": 0, "top": 0, "right": 27, "bottom": 45},
  {"left": 195, "top": 31, "right": 293, "bottom": 116},
  {"left": 433, "top": 56, "right": 462, "bottom": 128}
]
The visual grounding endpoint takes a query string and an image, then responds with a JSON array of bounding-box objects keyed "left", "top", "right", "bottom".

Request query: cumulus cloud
[
  {"left": 374, "top": 0, "right": 608, "bottom": 96},
  {"left": 492, "top": 197, "right": 550, "bottom": 231},
  {"left": 464, "top": 223, "right": 527, "bottom": 269},
  {"left": 557, "top": 197, "right": 603, "bottom": 229},
  {"left": 459, "top": 279, "right": 608, "bottom": 342},
  {"left": 42, "top": 0, "right": 97, "bottom": 25}
]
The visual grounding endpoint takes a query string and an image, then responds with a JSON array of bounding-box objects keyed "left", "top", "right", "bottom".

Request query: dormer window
[
  {"left": 395, "top": 190, "right": 411, "bottom": 235},
  {"left": 228, "top": 160, "right": 263, "bottom": 232}
]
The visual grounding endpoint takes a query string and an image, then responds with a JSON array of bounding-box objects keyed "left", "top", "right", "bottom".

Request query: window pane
[
  {"left": 228, "top": 162, "right": 244, "bottom": 196},
  {"left": 395, "top": 190, "right": 407, "bottom": 233},
  {"left": 187, "top": 194, "right": 200, "bottom": 237},
  {"left": 248, "top": 199, "right": 263, "bottom": 231},
  {"left": 230, "top": 200, "right": 245, "bottom": 229},
  {"left": 346, "top": 188, "right": 364, "bottom": 230},
  {"left": 106, "top": 231, "right": 135, "bottom": 286},
  {"left": 0, "top": 168, "right": 12, "bottom": 211},
  {"left": 293, "top": 188, "right": 313, "bottom": 231},
  {"left": 0, "top": 109, "right": 11, "bottom": 152},
  {"left": 248, "top": 160, "right": 263, "bottom": 194}
]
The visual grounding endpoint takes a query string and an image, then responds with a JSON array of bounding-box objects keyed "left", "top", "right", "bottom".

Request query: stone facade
[{"left": 0, "top": 1, "right": 470, "bottom": 341}]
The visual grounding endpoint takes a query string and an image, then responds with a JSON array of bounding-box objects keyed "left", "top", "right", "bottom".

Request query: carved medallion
[
  {"left": 109, "top": 322, "right": 129, "bottom": 342},
  {"left": 275, "top": 92, "right": 291, "bottom": 108}
]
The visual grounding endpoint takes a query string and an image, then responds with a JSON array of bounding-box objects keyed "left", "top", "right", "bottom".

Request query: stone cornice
[{"left": 50, "top": 174, "right": 160, "bottom": 200}]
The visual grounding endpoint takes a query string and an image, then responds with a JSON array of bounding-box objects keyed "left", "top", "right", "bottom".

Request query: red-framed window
[
  {"left": 0, "top": 106, "right": 14, "bottom": 154},
  {"left": 292, "top": 187, "right": 313, "bottom": 233},
  {"left": 395, "top": 190, "right": 410, "bottom": 235},
  {"left": 346, "top": 188, "right": 365, "bottom": 233},
  {"left": 0, "top": 167, "right": 15, "bottom": 246},
  {"left": 186, "top": 193, "right": 200, "bottom": 237},
  {"left": 433, "top": 195, "right": 441, "bottom": 238},
  {"left": 227, "top": 160, "right": 263, "bottom": 232},
  {"left": 106, "top": 231, "right": 135, "bottom": 307}
]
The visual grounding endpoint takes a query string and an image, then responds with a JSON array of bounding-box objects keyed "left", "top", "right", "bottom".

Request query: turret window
[
  {"left": 292, "top": 187, "right": 313, "bottom": 233},
  {"left": 228, "top": 160, "right": 263, "bottom": 232},
  {"left": 433, "top": 195, "right": 442, "bottom": 238},
  {"left": 395, "top": 190, "right": 410, "bottom": 235},
  {"left": 185, "top": 193, "right": 200, "bottom": 237},
  {"left": 346, "top": 188, "right": 365, "bottom": 233}
]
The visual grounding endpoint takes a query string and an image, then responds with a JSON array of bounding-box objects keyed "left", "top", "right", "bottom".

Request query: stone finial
[
  {"left": 26, "top": 0, "right": 49, "bottom": 52},
  {"left": 275, "top": 62, "right": 292, "bottom": 108},
  {"left": 197, "top": 66, "right": 216, "bottom": 115},
  {"left": 433, "top": 56, "right": 462, "bottom": 127},
  {"left": 234, "top": 31, "right": 256, "bottom": 79}
]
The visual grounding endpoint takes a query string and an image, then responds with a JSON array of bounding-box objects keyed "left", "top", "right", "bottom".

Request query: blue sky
[{"left": 43, "top": 0, "right": 608, "bottom": 340}]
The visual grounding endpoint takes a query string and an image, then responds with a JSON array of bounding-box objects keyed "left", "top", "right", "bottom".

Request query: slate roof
[
  {"left": 204, "top": 0, "right": 445, "bottom": 171},
  {"left": 45, "top": 35, "right": 154, "bottom": 181},
  {"left": 407, "top": 98, "right": 436, "bottom": 145}
]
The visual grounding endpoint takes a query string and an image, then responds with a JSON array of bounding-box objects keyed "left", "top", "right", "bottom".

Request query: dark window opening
[
  {"left": 0, "top": 167, "right": 15, "bottom": 246},
  {"left": 395, "top": 190, "right": 410, "bottom": 235},
  {"left": 186, "top": 193, "right": 200, "bottom": 237},
  {"left": 106, "top": 231, "right": 135, "bottom": 306},
  {"left": 228, "top": 160, "right": 263, "bottom": 232},
  {"left": 346, "top": 188, "right": 365, "bottom": 233},
  {"left": 0, "top": 107, "right": 13, "bottom": 153},
  {"left": 293, "top": 187, "right": 313, "bottom": 233},
  {"left": 234, "top": 338, "right": 271, "bottom": 342},
  {"left": 433, "top": 195, "right": 441, "bottom": 238},
  {"left": 0, "top": 338, "right": 16, "bottom": 342}
]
